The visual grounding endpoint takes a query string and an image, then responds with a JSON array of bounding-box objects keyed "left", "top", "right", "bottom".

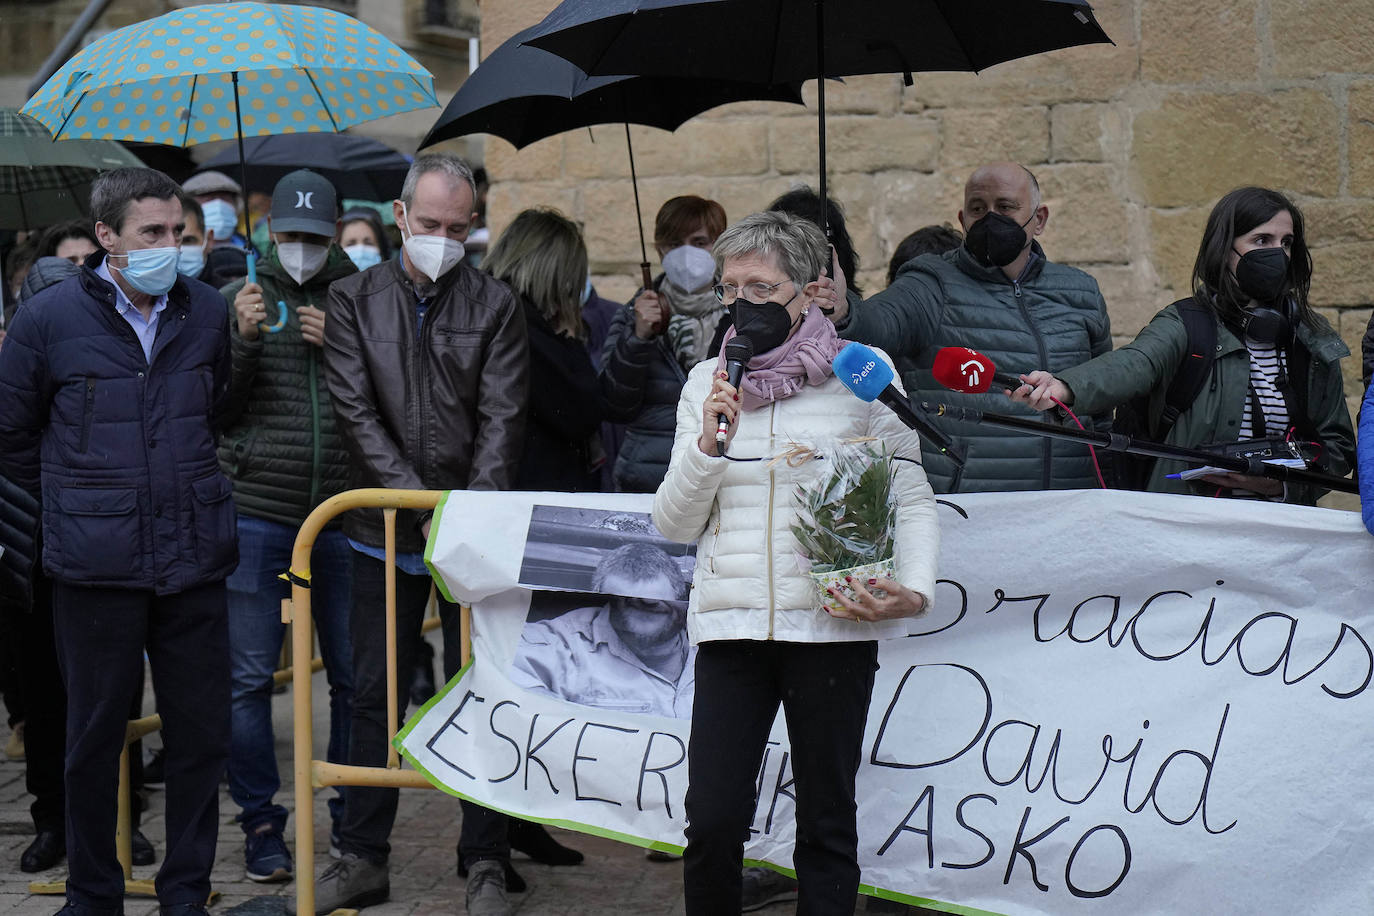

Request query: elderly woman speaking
[{"left": 653, "top": 210, "right": 939, "bottom": 914}]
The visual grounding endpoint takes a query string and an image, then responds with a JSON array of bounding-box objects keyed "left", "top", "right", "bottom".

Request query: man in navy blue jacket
[{"left": 0, "top": 167, "right": 236, "bottom": 916}]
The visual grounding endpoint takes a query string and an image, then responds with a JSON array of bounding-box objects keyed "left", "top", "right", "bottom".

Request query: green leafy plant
[{"left": 791, "top": 444, "right": 896, "bottom": 574}]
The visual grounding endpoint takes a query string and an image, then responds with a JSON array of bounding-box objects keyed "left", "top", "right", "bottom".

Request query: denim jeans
[{"left": 226, "top": 515, "right": 353, "bottom": 834}]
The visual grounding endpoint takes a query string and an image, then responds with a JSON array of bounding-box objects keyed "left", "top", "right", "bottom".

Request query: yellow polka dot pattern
[{"left": 20, "top": 2, "right": 437, "bottom": 146}]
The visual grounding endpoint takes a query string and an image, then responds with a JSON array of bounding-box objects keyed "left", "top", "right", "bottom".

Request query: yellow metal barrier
[{"left": 286, "top": 489, "right": 457, "bottom": 916}]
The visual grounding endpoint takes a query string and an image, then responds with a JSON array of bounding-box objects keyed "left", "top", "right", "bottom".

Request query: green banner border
[{"left": 422, "top": 490, "right": 457, "bottom": 604}]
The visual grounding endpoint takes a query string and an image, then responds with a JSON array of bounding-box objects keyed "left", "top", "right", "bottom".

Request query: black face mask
[
  {"left": 964, "top": 210, "right": 1035, "bottom": 268},
  {"left": 1233, "top": 246, "right": 1289, "bottom": 304},
  {"left": 730, "top": 296, "right": 799, "bottom": 355}
]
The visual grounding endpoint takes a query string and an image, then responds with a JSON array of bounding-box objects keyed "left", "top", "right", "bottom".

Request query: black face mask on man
[
  {"left": 964, "top": 210, "right": 1035, "bottom": 268},
  {"left": 730, "top": 295, "right": 800, "bottom": 355}
]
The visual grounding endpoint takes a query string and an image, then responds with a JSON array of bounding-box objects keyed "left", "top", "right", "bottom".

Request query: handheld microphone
[
  {"left": 716, "top": 337, "right": 754, "bottom": 455},
  {"left": 833, "top": 343, "right": 966, "bottom": 468},
  {"left": 932, "top": 346, "right": 1028, "bottom": 394}
]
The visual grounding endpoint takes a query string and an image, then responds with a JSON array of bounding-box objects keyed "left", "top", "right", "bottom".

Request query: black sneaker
[
  {"left": 741, "top": 866, "right": 799, "bottom": 912},
  {"left": 142, "top": 748, "right": 166, "bottom": 789},
  {"left": 131, "top": 829, "right": 155, "bottom": 867}
]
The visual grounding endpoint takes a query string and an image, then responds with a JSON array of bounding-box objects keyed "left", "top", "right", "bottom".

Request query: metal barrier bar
[{"left": 287, "top": 488, "right": 451, "bottom": 916}]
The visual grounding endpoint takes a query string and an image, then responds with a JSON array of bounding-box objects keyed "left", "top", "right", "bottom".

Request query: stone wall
[{"left": 480, "top": 0, "right": 1374, "bottom": 439}]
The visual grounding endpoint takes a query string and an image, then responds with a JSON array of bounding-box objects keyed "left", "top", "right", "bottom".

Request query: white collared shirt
[{"left": 96, "top": 256, "right": 168, "bottom": 363}]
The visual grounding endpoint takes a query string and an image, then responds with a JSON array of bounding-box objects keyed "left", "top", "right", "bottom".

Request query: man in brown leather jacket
[{"left": 317, "top": 153, "right": 538, "bottom": 915}]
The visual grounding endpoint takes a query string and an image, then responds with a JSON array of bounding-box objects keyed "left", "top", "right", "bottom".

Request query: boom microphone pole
[{"left": 921, "top": 401, "right": 1357, "bottom": 494}]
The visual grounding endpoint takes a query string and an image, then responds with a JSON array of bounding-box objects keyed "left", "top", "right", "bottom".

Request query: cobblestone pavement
[{"left": 0, "top": 663, "right": 690, "bottom": 916}]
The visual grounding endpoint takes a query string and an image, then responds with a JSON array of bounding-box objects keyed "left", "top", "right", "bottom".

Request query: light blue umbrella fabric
[{"left": 22, "top": 2, "right": 437, "bottom": 146}]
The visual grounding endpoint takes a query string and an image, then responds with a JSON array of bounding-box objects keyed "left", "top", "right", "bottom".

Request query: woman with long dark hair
[{"left": 1015, "top": 186, "right": 1354, "bottom": 503}]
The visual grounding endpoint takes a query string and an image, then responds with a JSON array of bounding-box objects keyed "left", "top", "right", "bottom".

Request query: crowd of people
[{"left": 0, "top": 149, "right": 1363, "bottom": 916}]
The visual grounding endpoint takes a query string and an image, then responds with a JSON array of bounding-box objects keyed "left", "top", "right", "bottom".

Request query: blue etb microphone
[
  {"left": 833, "top": 343, "right": 965, "bottom": 467},
  {"left": 833, "top": 342, "right": 895, "bottom": 399}
]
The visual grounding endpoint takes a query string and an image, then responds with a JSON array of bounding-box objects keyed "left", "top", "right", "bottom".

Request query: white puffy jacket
[{"left": 652, "top": 350, "right": 939, "bottom": 645}]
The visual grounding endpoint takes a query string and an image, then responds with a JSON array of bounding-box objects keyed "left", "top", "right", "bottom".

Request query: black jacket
[
  {"left": 515, "top": 298, "right": 605, "bottom": 492},
  {"left": 217, "top": 245, "right": 356, "bottom": 525},
  {"left": 598, "top": 292, "right": 688, "bottom": 493},
  {"left": 0, "top": 471, "right": 38, "bottom": 608}
]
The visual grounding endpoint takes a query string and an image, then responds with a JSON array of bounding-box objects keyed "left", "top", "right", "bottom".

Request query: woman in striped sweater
[{"left": 1012, "top": 186, "right": 1354, "bottom": 504}]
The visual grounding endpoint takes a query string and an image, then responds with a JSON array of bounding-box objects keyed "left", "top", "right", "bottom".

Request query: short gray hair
[
  {"left": 712, "top": 210, "right": 827, "bottom": 290},
  {"left": 400, "top": 153, "right": 476, "bottom": 204},
  {"left": 593, "top": 544, "right": 687, "bottom": 599},
  {"left": 91, "top": 167, "right": 182, "bottom": 234}
]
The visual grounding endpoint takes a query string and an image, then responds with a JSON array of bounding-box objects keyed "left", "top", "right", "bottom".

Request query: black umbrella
[
  {"left": 196, "top": 133, "right": 412, "bottom": 201},
  {"left": 523, "top": 0, "right": 1113, "bottom": 231},
  {"left": 422, "top": 24, "right": 804, "bottom": 286}
]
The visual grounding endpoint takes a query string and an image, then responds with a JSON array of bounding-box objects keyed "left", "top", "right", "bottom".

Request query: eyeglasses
[{"left": 712, "top": 279, "right": 793, "bottom": 304}]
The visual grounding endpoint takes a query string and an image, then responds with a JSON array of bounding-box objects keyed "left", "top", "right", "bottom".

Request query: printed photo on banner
[
  {"left": 510, "top": 506, "right": 697, "bottom": 719},
  {"left": 517, "top": 504, "right": 695, "bottom": 594}
]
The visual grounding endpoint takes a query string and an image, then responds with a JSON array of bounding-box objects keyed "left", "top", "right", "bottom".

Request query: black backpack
[{"left": 1109, "top": 298, "right": 1216, "bottom": 489}]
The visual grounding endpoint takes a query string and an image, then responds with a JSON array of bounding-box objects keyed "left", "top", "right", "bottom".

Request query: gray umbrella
[{"left": 0, "top": 109, "right": 142, "bottom": 230}]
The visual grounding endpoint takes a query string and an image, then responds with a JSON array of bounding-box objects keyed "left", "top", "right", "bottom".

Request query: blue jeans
[{"left": 226, "top": 515, "right": 353, "bottom": 834}]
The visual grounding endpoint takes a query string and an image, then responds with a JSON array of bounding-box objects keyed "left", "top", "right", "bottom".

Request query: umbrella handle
[
  {"left": 260, "top": 300, "right": 288, "bottom": 335},
  {"left": 246, "top": 250, "right": 257, "bottom": 284}
]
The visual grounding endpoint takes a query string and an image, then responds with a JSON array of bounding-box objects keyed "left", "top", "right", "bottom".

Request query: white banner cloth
[{"left": 402, "top": 488, "right": 1374, "bottom": 914}]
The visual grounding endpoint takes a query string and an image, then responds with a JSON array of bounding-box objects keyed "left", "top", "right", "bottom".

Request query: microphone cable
[{"left": 1045, "top": 395, "right": 1107, "bottom": 489}]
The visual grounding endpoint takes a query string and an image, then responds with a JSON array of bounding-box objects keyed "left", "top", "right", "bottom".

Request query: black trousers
[
  {"left": 3, "top": 573, "right": 66, "bottom": 834},
  {"left": 51, "top": 580, "right": 229, "bottom": 911},
  {"left": 339, "top": 553, "right": 508, "bottom": 865},
  {"left": 683, "top": 639, "right": 879, "bottom": 916}
]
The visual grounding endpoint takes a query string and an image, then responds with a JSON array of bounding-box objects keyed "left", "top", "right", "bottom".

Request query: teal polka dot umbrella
[
  {"left": 21, "top": 1, "right": 437, "bottom": 281},
  {"left": 22, "top": 2, "right": 437, "bottom": 147}
]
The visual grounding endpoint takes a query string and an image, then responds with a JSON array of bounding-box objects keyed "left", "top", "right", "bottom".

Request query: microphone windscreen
[
  {"left": 832, "top": 343, "right": 894, "bottom": 402},
  {"left": 724, "top": 336, "right": 754, "bottom": 364},
  {"left": 932, "top": 346, "right": 995, "bottom": 394}
]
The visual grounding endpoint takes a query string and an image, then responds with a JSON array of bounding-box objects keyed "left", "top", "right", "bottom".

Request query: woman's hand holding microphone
[
  {"left": 697, "top": 371, "right": 741, "bottom": 456},
  {"left": 1007, "top": 370, "right": 1072, "bottom": 411}
]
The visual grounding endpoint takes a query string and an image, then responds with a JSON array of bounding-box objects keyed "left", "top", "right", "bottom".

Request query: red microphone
[{"left": 932, "top": 347, "right": 1029, "bottom": 394}]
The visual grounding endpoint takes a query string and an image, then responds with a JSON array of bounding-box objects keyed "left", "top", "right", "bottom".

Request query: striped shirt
[{"left": 1237, "top": 340, "right": 1290, "bottom": 440}]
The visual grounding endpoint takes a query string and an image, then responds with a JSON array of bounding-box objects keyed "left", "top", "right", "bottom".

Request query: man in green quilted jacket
[
  {"left": 830, "top": 161, "right": 1113, "bottom": 494},
  {"left": 217, "top": 169, "right": 357, "bottom": 884}
]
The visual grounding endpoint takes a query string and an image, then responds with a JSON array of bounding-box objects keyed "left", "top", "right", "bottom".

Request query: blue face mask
[
  {"left": 115, "top": 246, "right": 180, "bottom": 296},
  {"left": 201, "top": 198, "right": 239, "bottom": 240},
  {"left": 344, "top": 243, "right": 382, "bottom": 271},
  {"left": 581, "top": 276, "right": 594, "bottom": 305},
  {"left": 176, "top": 243, "right": 205, "bottom": 277}
]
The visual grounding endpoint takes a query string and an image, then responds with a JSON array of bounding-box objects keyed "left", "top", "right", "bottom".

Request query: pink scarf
[{"left": 715, "top": 306, "right": 849, "bottom": 411}]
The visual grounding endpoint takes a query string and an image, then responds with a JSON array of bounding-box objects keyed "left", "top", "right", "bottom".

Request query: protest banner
[{"left": 401, "top": 488, "right": 1374, "bottom": 914}]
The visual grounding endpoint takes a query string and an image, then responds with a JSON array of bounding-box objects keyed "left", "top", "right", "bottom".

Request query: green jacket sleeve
[
  {"left": 1289, "top": 325, "right": 1355, "bottom": 505},
  {"left": 1056, "top": 305, "right": 1189, "bottom": 415}
]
